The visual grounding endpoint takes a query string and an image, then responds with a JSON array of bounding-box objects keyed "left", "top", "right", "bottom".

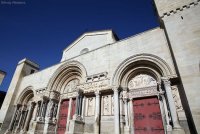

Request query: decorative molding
[{"left": 161, "top": 1, "right": 200, "bottom": 18}]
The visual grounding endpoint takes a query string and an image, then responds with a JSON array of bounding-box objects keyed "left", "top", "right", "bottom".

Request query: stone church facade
[{"left": 0, "top": 0, "right": 200, "bottom": 134}]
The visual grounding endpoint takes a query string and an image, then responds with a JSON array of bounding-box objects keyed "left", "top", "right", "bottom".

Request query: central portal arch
[{"left": 112, "top": 54, "right": 174, "bottom": 134}]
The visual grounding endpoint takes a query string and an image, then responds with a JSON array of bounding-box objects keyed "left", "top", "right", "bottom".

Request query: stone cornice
[{"left": 161, "top": 0, "right": 200, "bottom": 18}]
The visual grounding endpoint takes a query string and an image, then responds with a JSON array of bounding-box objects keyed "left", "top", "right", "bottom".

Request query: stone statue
[{"left": 53, "top": 103, "right": 58, "bottom": 118}]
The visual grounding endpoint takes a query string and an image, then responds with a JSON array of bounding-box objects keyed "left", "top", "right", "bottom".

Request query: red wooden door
[
  {"left": 133, "top": 97, "right": 164, "bottom": 134},
  {"left": 71, "top": 98, "right": 76, "bottom": 119},
  {"left": 57, "top": 100, "right": 69, "bottom": 134}
]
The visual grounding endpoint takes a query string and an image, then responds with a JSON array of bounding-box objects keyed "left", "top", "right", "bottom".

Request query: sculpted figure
[{"left": 53, "top": 103, "right": 58, "bottom": 118}]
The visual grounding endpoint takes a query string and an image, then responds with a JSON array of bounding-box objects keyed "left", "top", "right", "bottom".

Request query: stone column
[
  {"left": 66, "top": 98, "right": 72, "bottom": 132},
  {"left": 124, "top": 98, "right": 129, "bottom": 127},
  {"left": 158, "top": 82, "right": 172, "bottom": 132},
  {"left": 75, "top": 95, "right": 79, "bottom": 117},
  {"left": 113, "top": 86, "right": 120, "bottom": 134},
  {"left": 13, "top": 108, "right": 22, "bottom": 131},
  {"left": 81, "top": 96, "right": 86, "bottom": 120},
  {"left": 119, "top": 93, "right": 124, "bottom": 133},
  {"left": 7, "top": 105, "right": 19, "bottom": 131},
  {"left": 31, "top": 101, "right": 39, "bottom": 121},
  {"left": 42, "top": 101, "right": 48, "bottom": 119},
  {"left": 21, "top": 110, "right": 28, "bottom": 130},
  {"left": 38, "top": 100, "right": 43, "bottom": 120},
  {"left": 162, "top": 78, "right": 184, "bottom": 133},
  {"left": 94, "top": 90, "right": 101, "bottom": 134},
  {"left": 16, "top": 106, "right": 25, "bottom": 131},
  {"left": 122, "top": 89, "right": 129, "bottom": 127},
  {"left": 23, "top": 102, "right": 35, "bottom": 131},
  {"left": 53, "top": 103, "right": 58, "bottom": 119},
  {"left": 79, "top": 95, "right": 83, "bottom": 116},
  {"left": 129, "top": 100, "right": 134, "bottom": 134}
]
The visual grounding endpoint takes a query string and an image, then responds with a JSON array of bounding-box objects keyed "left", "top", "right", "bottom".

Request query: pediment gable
[{"left": 61, "top": 30, "right": 118, "bottom": 61}]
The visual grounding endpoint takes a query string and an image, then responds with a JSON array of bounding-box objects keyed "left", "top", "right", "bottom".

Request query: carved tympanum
[
  {"left": 128, "top": 74, "right": 157, "bottom": 89},
  {"left": 64, "top": 79, "right": 79, "bottom": 93}
]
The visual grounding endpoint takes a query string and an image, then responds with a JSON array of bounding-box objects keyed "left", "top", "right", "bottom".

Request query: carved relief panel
[
  {"left": 171, "top": 86, "right": 183, "bottom": 111},
  {"left": 85, "top": 97, "right": 95, "bottom": 116},
  {"left": 101, "top": 95, "right": 114, "bottom": 115}
]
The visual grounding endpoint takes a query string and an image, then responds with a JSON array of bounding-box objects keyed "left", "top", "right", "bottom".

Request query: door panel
[
  {"left": 133, "top": 97, "right": 164, "bottom": 134},
  {"left": 57, "top": 100, "right": 69, "bottom": 134}
]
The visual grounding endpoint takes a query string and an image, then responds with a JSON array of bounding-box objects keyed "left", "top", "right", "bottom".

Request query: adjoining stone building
[{"left": 0, "top": 0, "right": 199, "bottom": 134}]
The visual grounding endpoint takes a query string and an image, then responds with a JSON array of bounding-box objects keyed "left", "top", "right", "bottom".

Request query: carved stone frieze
[
  {"left": 61, "top": 91, "right": 77, "bottom": 99},
  {"left": 129, "top": 86, "right": 158, "bottom": 98},
  {"left": 77, "top": 79, "right": 110, "bottom": 93}
]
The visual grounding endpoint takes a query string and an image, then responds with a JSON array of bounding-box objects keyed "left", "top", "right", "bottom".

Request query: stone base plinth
[
  {"left": 172, "top": 128, "right": 185, "bottom": 134},
  {"left": 68, "top": 119, "right": 84, "bottom": 134},
  {"left": 124, "top": 126, "right": 130, "bottom": 134},
  {"left": 43, "top": 122, "right": 56, "bottom": 134},
  {"left": 27, "top": 121, "right": 45, "bottom": 134}
]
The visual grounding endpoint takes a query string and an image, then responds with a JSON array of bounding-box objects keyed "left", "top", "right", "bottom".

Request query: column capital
[
  {"left": 95, "top": 90, "right": 101, "bottom": 96},
  {"left": 157, "top": 81, "right": 161, "bottom": 85},
  {"left": 112, "top": 85, "right": 119, "bottom": 92},
  {"left": 15, "top": 104, "right": 22, "bottom": 108},
  {"left": 161, "top": 77, "right": 171, "bottom": 85},
  {"left": 122, "top": 86, "right": 128, "bottom": 91}
]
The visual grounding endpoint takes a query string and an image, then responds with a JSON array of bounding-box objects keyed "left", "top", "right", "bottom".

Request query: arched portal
[
  {"left": 112, "top": 54, "right": 178, "bottom": 134},
  {"left": 47, "top": 61, "right": 87, "bottom": 134},
  {"left": 9, "top": 87, "right": 35, "bottom": 133}
]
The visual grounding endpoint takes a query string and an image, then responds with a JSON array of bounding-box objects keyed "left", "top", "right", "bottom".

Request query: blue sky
[{"left": 0, "top": 0, "right": 158, "bottom": 92}]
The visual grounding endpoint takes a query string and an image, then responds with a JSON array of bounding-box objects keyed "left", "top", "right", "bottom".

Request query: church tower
[{"left": 154, "top": 0, "right": 200, "bottom": 133}]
